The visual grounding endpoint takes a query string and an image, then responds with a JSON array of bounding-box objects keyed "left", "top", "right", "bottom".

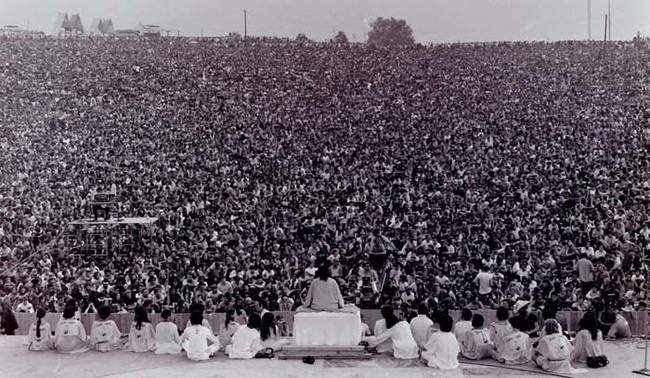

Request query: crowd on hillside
[{"left": 0, "top": 37, "right": 649, "bottom": 324}]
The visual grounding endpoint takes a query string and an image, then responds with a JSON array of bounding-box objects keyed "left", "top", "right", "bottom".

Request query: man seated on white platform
[
  {"left": 297, "top": 265, "right": 358, "bottom": 313},
  {"left": 180, "top": 311, "right": 221, "bottom": 361}
]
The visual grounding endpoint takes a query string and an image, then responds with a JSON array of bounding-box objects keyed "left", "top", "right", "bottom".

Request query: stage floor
[{"left": 0, "top": 336, "right": 645, "bottom": 378}]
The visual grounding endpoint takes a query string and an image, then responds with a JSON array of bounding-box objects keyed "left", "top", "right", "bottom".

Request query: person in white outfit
[
  {"left": 90, "top": 306, "right": 126, "bottom": 352},
  {"left": 534, "top": 319, "right": 577, "bottom": 373},
  {"left": 226, "top": 313, "right": 266, "bottom": 359},
  {"left": 364, "top": 307, "right": 419, "bottom": 359},
  {"left": 28, "top": 308, "right": 53, "bottom": 351},
  {"left": 409, "top": 304, "right": 433, "bottom": 350},
  {"left": 421, "top": 314, "right": 460, "bottom": 369},
  {"left": 54, "top": 308, "right": 90, "bottom": 354},
  {"left": 461, "top": 314, "right": 493, "bottom": 360},
  {"left": 180, "top": 311, "right": 221, "bottom": 361},
  {"left": 260, "top": 312, "right": 290, "bottom": 351},
  {"left": 453, "top": 308, "right": 473, "bottom": 346},
  {"left": 125, "top": 307, "right": 156, "bottom": 352},
  {"left": 155, "top": 309, "right": 181, "bottom": 355},
  {"left": 185, "top": 303, "right": 213, "bottom": 332},
  {"left": 373, "top": 306, "right": 394, "bottom": 354}
]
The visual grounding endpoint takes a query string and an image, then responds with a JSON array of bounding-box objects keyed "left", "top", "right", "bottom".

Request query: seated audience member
[
  {"left": 373, "top": 306, "right": 395, "bottom": 354},
  {"left": 28, "top": 308, "right": 53, "bottom": 351},
  {"left": 185, "top": 303, "right": 213, "bottom": 332},
  {"left": 491, "top": 317, "right": 532, "bottom": 364},
  {"left": 90, "top": 305, "right": 125, "bottom": 352},
  {"left": 364, "top": 307, "right": 419, "bottom": 359},
  {"left": 601, "top": 311, "right": 631, "bottom": 339},
  {"left": 461, "top": 314, "right": 493, "bottom": 360},
  {"left": 125, "top": 306, "right": 156, "bottom": 352},
  {"left": 180, "top": 311, "right": 221, "bottom": 361},
  {"left": 453, "top": 308, "right": 473, "bottom": 344},
  {"left": 260, "top": 312, "right": 290, "bottom": 351},
  {"left": 421, "top": 315, "right": 460, "bottom": 369},
  {"left": 410, "top": 303, "right": 434, "bottom": 350},
  {"left": 227, "top": 313, "right": 266, "bottom": 359},
  {"left": 360, "top": 314, "right": 372, "bottom": 338},
  {"left": 571, "top": 313, "right": 608, "bottom": 367},
  {"left": 218, "top": 309, "right": 241, "bottom": 348},
  {"left": 54, "top": 307, "right": 90, "bottom": 353},
  {"left": 298, "top": 266, "right": 358, "bottom": 313},
  {"left": 511, "top": 300, "right": 540, "bottom": 337},
  {"left": 534, "top": 319, "right": 576, "bottom": 373},
  {"left": 488, "top": 306, "right": 513, "bottom": 347},
  {"left": 155, "top": 309, "right": 181, "bottom": 355}
]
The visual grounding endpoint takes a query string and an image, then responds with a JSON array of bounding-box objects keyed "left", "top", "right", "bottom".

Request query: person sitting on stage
[
  {"left": 409, "top": 303, "right": 434, "bottom": 350},
  {"left": 461, "top": 314, "right": 493, "bottom": 360},
  {"left": 180, "top": 311, "right": 221, "bottom": 361},
  {"left": 185, "top": 303, "right": 213, "bottom": 332},
  {"left": 453, "top": 308, "right": 473, "bottom": 345},
  {"left": 534, "top": 319, "right": 576, "bottom": 373},
  {"left": 421, "top": 314, "right": 461, "bottom": 369},
  {"left": 28, "top": 308, "right": 53, "bottom": 351},
  {"left": 297, "top": 265, "right": 358, "bottom": 313},
  {"left": 373, "top": 305, "right": 395, "bottom": 354},
  {"left": 363, "top": 307, "right": 419, "bottom": 359},
  {"left": 488, "top": 306, "right": 512, "bottom": 348},
  {"left": 218, "top": 309, "right": 241, "bottom": 349},
  {"left": 54, "top": 307, "right": 90, "bottom": 353},
  {"left": 155, "top": 309, "right": 181, "bottom": 355},
  {"left": 226, "top": 313, "right": 267, "bottom": 359},
  {"left": 491, "top": 316, "right": 532, "bottom": 365},
  {"left": 571, "top": 312, "right": 608, "bottom": 367},
  {"left": 125, "top": 306, "right": 156, "bottom": 352},
  {"left": 600, "top": 311, "right": 631, "bottom": 339},
  {"left": 260, "top": 312, "right": 290, "bottom": 351},
  {"left": 90, "top": 305, "right": 125, "bottom": 352}
]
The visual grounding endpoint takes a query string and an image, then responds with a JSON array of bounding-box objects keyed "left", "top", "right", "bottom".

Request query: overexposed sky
[{"left": 0, "top": 0, "right": 648, "bottom": 42}]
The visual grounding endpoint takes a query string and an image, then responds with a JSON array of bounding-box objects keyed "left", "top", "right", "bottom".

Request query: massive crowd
[{"left": 0, "top": 37, "right": 649, "bottom": 322}]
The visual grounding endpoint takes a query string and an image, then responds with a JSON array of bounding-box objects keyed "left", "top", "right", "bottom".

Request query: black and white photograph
[{"left": 0, "top": 0, "right": 649, "bottom": 377}]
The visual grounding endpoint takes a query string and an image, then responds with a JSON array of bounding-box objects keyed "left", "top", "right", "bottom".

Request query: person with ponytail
[
  {"left": 54, "top": 307, "right": 89, "bottom": 353},
  {"left": 28, "top": 308, "right": 53, "bottom": 351},
  {"left": 218, "top": 309, "right": 240, "bottom": 348},
  {"left": 90, "top": 305, "right": 126, "bottom": 352},
  {"left": 571, "top": 312, "right": 608, "bottom": 367},
  {"left": 125, "top": 306, "right": 156, "bottom": 352}
]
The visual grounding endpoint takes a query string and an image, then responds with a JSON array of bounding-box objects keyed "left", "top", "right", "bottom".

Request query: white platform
[{"left": 293, "top": 311, "right": 363, "bottom": 347}]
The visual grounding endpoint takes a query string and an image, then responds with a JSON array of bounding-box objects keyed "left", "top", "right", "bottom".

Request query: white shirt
[
  {"left": 409, "top": 314, "right": 433, "bottom": 349},
  {"left": 368, "top": 321, "right": 419, "bottom": 359},
  {"left": 186, "top": 318, "right": 213, "bottom": 332},
  {"left": 228, "top": 326, "right": 264, "bottom": 359},
  {"left": 422, "top": 331, "right": 460, "bottom": 369},
  {"left": 180, "top": 325, "right": 220, "bottom": 361},
  {"left": 16, "top": 302, "right": 35, "bottom": 313},
  {"left": 453, "top": 320, "right": 472, "bottom": 344},
  {"left": 90, "top": 320, "right": 122, "bottom": 352},
  {"left": 373, "top": 319, "right": 392, "bottom": 353},
  {"left": 155, "top": 322, "right": 181, "bottom": 354}
]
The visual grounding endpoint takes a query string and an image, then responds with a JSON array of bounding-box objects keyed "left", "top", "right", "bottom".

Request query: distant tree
[
  {"left": 367, "top": 17, "right": 415, "bottom": 46},
  {"left": 296, "top": 33, "right": 311, "bottom": 44},
  {"left": 333, "top": 31, "right": 349, "bottom": 44}
]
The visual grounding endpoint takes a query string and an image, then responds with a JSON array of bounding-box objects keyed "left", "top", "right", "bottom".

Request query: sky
[{"left": 0, "top": 0, "right": 648, "bottom": 43}]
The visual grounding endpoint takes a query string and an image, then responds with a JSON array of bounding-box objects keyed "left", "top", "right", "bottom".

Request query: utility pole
[
  {"left": 587, "top": 0, "right": 591, "bottom": 41},
  {"left": 608, "top": 0, "right": 611, "bottom": 41},
  {"left": 243, "top": 10, "right": 247, "bottom": 40}
]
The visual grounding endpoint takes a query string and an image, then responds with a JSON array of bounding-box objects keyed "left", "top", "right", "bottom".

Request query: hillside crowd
[{"left": 0, "top": 37, "right": 649, "bottom": 326}]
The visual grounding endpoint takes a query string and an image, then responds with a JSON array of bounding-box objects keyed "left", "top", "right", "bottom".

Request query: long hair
[
  {"left": 35, "top": 308, "right": 46, "bottom": 338},
  {"left": 247, "top": 313, "right": 262, "bottom": 330},
  {"left": 134, "top": 306, "right": 150, "bottom": 331},
  {"left": 381, "top": 306, "right": 399, "bottom": 329},
  {"left": 260, "top": 312, "right": 276, "bottom": 341},
  {"left": 544, "top": 319, "right": 560, "bottom": 335},
  {"left": 578, "top": 312, "right": 599, "bottom": 341},
  {"left": 316, "top": 265, "right": 329, "bottom": 281},
  {"left": 225, "top": 309, "right": 235, "bottom": 328}
]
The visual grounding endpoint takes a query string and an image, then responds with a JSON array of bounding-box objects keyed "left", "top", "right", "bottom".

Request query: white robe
[
  {"left": 155, "top": 322, "right": 181, "bottom": 355},
  {"left": 422, "top": 331, "right": 460, "bottom": 369},
  {"left": 571, "top": 330, "right": 604, "bottom": 362},
  {"left": 180, "top": 325, "right": 220, "bottom": 361},
  {"left": 453, "top": 320, "right": 472, "bottom": 345},
  {"left": 126, "top": 322, "right": 156, "bottom": 352},
  {"left": 28, "top": 322, "right": 53, "bottom": 351},
  {"left": 227, "top": 326, "right": 265, "bottom": 359},
  {"left": 186, "top": 318, "right": 213, "bottom": 333},
  {"left": 488, "top": 321, "right": 512, "bottom": 347},
  {"left": 492, "top": 330, "right": 532, "bottom": 365},
  {"left": 461, "top": 328, "right": 493, "bottom": 360},
  {"left": 373, "top": 319, "right": 392, "bottom": 354},
  {"left": 54, "top": 319, "right": 90, "bottom": 353},
  {"left": 534, "top": 334, "right": 576, "bottom": 373},
  {"left": 366, "top": 321, "right": 419, "bottom": 359},
  {"left": 90, "top": 320, "right": 124, "bottom": 352},
  {"left": 409, "top": 315, "right": 433, "bottom": 349}
]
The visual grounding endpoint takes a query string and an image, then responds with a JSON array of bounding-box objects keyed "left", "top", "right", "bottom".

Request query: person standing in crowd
[
  {"left": 409, "top": 303, "right": 433, "bottom": 350},
  {"left": 90, "top": 305, "right": 125, "bottom": 352},
  {"left": 54, "top": 307, "right": 89, "bottom": 353},
  {"left": 125, "top": 306, "right": 156, "bottom": 352},
  {"left": 421, "top": 315, "right": 460, "bottom": 369},
  {"left": 27, "top": 308, "right": 53, "bottom": 351},
  {"left": 473, "top": 266, "right": 493, "bottom": 305},
  {"left": 461, "top": 314, "right": 493, "bottom": 360},
  {"left": 576, "top": 254, "right": 595, "bottom": 295},
  {"left": 363, "top": 307, "right": 419, "bottom": 359},
  {"left": 155, "top": 309, "right": 181, "bottom": 355},
  {"left": 180, "top": 311, "right": 221, "bottom": 361}
]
